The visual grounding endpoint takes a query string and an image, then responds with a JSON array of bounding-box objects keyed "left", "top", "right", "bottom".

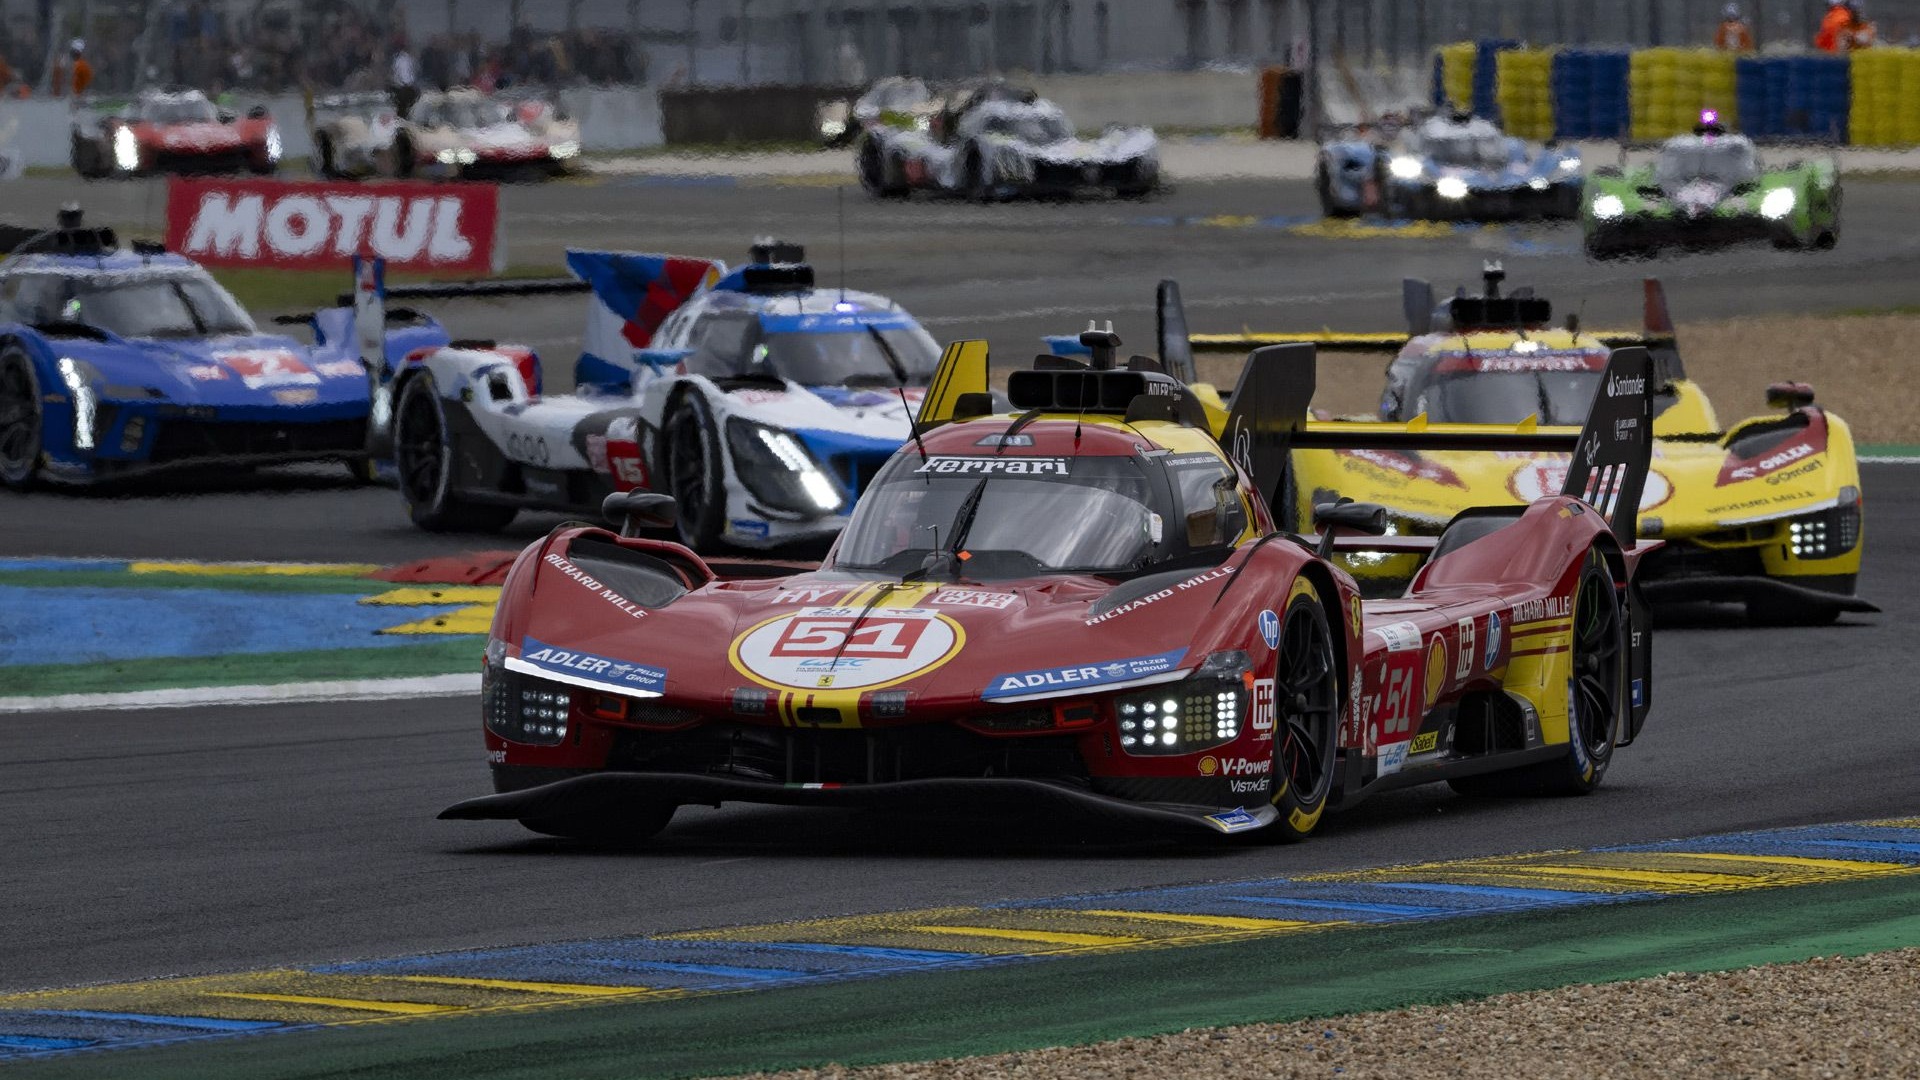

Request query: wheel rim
[
  {"left": 667, "top": 408, "right": 707, "bottom": 530},
  {"left": 0, "top": 359, "right": 40, "bottom": 477},
  {"left": 1570, "top": 564, "right": 1621, "bottom": 762},
  {"left": 1275, "top": 598, "right": 1339, "bottom": 806},
  {"left": 395, "top": 385, "right": 445, "bottom": 507}
]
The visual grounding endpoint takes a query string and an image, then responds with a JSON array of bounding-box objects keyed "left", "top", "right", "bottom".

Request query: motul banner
[{"left": 165, "top": 178, "right": 501, "bottom": 274}]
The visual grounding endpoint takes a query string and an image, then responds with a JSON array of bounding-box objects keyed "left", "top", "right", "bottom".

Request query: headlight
[
  {"left": 914, "top": 115, "right": 932, "bottom": 132},
  {"left": 1436, "top": 176, "right": 1470, "bottom": 200},
  {"left": 549, "top": 140, "right": 580, "bottom": 159},
  {"left": 725, "top": 419, "right": 843, "bottom": 514},
  {"left": 1761, "top": 187, "right": 1797, "bottom": 220},
  {"left": 1116, "top": 651, "right": 1249, "bottom": 755},
  {"left": 1592, "top": 194, "right": 1625, "bottom": 220},
  {"left": 1527, "top": 176, "right": 1549, "bottom": 191},
  {"left": 1787, "top": 487, "right": 1861, "bottom": 559},
  {"left": 57, "top": 357, "right": 97, "bottom": 451},
  {"left": 1557, "top": 157, "right": 1581, "bottom": 173},
  {"left": 264, "top": 126, "right": 282, "bottom": 162},
  {"left": 484, "top": 668, "right": 571, "bottom": 746},
  {"left": 112, "top": 126, "right": 139, "bottom": 171},
  {"left": 1388, "top": 155, "right": 1422, "bottom": 180},
  {"left": 819, "top": 119, "right": 846, "bottom": 139},
  {"left": 435, "top": 148, "right": 479, "bottom": 165}
]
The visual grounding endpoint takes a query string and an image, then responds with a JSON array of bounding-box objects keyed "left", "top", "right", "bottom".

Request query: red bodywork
[
  {"left": 111, "top": 116, "right": 276, "bottom": 174},
  {"left": 449, "top": 415, "right": 1647, "bottom": 837}
]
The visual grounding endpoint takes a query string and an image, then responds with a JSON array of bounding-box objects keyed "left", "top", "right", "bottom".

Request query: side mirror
[
  {"left": 271, "top": 313, "right": 313, "bottom": 326},
  {"left": 636, "top": 348, "right": 689, "bottom": 372},
  {"left": 603, "top": 491, "right": 677, "bottom": 537},
  {"left": 247, "top": 105, "right": 269, "bottom": 120},
  {"left": 1766, "top": 381, "right": 1815, "bottom": 410},
  {"left": 1313, "top": 498, "right": 1388, "bottom": 559}
]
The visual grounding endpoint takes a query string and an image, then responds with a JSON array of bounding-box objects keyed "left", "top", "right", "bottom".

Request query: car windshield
[
  {"left": 422, "top": 99, "right": 514, "bottom": 129},
  {"left": 834, "top": 455, "right": 1161, "bottom": 578},
  {"left": 1424, "top": 133, "right": 1509, "bottom": 168},
  {"left": 1656, "top": 140, "right": 1758, "bottom": 190},
  {"left": 1421, "top": 370, "right": 1602, "bottom": 426},
  {"left": 862, "top": 80, "right": 928, "bottom": 112},
  {"left": 980, "top": 112, "right": 1070, "bottom": 143},
  {"left": 11, "top": 270, "right": 257, "bottom": 338},
  {"left": 760, "top": 327, "right": 940, "bottom": 386},
  {"left": 143, "top": 98, "right": 218, "bottom": 124}
]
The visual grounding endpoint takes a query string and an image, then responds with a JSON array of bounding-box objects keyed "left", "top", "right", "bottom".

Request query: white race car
[
  {"left": 383, "top": 242, "right": 944, "bottom": 550},
  {"left": 311, "top": 88, "right": 579, "bottom": 180}
]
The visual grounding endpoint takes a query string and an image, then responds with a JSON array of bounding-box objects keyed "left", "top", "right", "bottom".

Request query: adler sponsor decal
[
  {"left": 982, "top": 649, "right": 1186, "bottom": 700},
  {"left": 165, "top": 177, "right": 500, "bottom": 273},
  {"left": 511, "top": 637, "right": 667, "bottom": 694}
]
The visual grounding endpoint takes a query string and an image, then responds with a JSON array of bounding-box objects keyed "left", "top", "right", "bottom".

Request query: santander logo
[{"left": 166, "top": 178, "right": 498, "bottom": 273}]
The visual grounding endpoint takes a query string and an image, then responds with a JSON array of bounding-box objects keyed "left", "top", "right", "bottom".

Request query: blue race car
[
  {"left": 0, "top": 210, "right": 448, "bottom": 488},
  {"left": 1315, "top": 111, "right": 1583, "bottom": 221}
]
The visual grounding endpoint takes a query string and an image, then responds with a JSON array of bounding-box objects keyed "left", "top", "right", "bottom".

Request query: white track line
[
  {"left": 0, "top": 674, "right": 481, "bottom": 715},
  {"left": 1861, "top": 456, "right": 1920, "bottom": 465}
]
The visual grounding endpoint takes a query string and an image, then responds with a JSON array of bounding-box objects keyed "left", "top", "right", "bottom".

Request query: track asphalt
[
  {"left": 2, "top": 173, "right": 1917, "bottom": 1073},
  {"left": 6, "top": 822, "right": 1920, "bottom": 1076}
]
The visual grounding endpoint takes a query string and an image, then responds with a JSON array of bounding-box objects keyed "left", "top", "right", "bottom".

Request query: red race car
[
  {"left": 442, "top": 331, "right": 1657, "bottom": 843},
  {"left": 71, "top": 88, "right": 281, "bottom": 178}
]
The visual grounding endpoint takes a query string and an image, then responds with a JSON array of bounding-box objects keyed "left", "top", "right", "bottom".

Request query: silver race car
[
  {"left": 310, "top": 88, "right": 579, "bottom": 180},
  {"left": 858, "top": 81, "right": 1158, "bottom": 200}
]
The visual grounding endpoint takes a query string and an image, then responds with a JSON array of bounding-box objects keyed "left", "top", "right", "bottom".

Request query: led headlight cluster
[
  {"left": 437, "top": 148, "right": 480, "bottom": 165},
  {"left": 484, "top": 672, "right": 571, "bottom": 745},
  {"left": 1787, "top": 487, "right": 1861, "bottom": 560},
  {"left": 1115, "top": 651, "right": 1249, "bottom": 756},
  {"left": 726, "top": 419, "right": 844, "bottom": 515}
]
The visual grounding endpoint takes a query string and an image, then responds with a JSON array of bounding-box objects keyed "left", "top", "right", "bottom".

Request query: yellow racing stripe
[
  {"left": 386, "top": 976, "right": 644, "bottom": 996},
  {"left": 204, "top": 991, "right": 457, "bottom": 1015},
  {"left": 906, "top": 925, "right": 1141, "bottom": 948},
  {"left": 1068, "top": 910, "right": 1327, "bottom": 932}
]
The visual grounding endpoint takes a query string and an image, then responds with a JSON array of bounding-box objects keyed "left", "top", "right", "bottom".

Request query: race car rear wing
[{"left": 1221, "top": 343, "right": 1656, "bottom": 547}]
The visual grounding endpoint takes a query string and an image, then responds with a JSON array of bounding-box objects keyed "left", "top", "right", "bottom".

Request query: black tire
[
  {"left": 71, "top": 135, "right": 103, "bottom": 179},
  {"left": 659, "top": 391, "right": 726, "bottom": 551},
  {"left": 341, "top": 455, "right": 378, "bottom": 484},
  {"left": 1251, "top": 578, "right": 1341, "bottom": 843},
  {"left": 1815, "top": 185, "right": 1842, "bottom": 249},
  {"left": 1451, "top": 548, "right": 1622, "bottom": 798},
  {"left": 964, "top": 143, "right": 997, "bottom": 202},
  {"left": 1747, "top": 579, "right": 1850, "bottom": 627},
  {"left": 392, "top": 373, "right": 518, "bottom": 532},
  {"left": 1314, "top": 162, "right": 1353, "bottom": 218},
  {"left": 393, "top": 134, "right": 416, "bottom": 179},
  {"left": 857, "top": 136, "right": 907, "bottom": 198},
  {"left": 314, "top": 133, "right": 338, "bottom": 178},
  {"left": 520, "top": 803, "right": 675, "bottom": 846},
  {"left": 0, "top": 348, "right": 43, "bottom": 489}
]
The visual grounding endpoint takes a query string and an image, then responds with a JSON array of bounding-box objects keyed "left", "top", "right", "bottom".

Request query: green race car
[{"left": 1584, "top": 114, "right": 1839, "bottom": 258}]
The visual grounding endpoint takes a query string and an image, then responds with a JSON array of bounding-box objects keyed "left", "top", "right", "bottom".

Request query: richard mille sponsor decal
[
  {"left": 733, "top": 607, "right": 963, "bottom": 691},
  {"left": 1455, "top": 617, "right": 1475, "bottom": 680},
  {"left": 914, "top": 455, "right": 1069, "bottom": 475},
  {"left": 544, "top": 552, "right": 647, "bottom": 618},
  {"left": 1511, "top": 594, "right": 1572, "bottom": 624},
  {"left": 1083, "top": 566, "right": 1234, "bottom": 625},
  {"left": 982, "top": 649, "right": 1187, "bottom": 700},
  {"left": 513, "top": 637, "right": 666, "bottom": 694},
  {"left": 1370, "top": 620, "right": 1423, "bottom": 652}
]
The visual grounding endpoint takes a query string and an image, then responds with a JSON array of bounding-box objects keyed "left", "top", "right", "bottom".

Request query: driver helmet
[
  {"left": 1723, "top": 3, "right": 1741, "bottom": 17},
  {"left": 68, "top": 38, "right": 84, "bottom": 54}
]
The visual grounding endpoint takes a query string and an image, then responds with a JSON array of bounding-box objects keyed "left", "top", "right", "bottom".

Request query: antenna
[
  {"left": 837, "top": 185, "right": 847, "bottom": 308},
  {"left": 867, "top": 323, "right": 928, "bottom": 461}
]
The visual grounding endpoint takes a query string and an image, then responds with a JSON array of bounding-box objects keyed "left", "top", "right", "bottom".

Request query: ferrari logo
[{"left": 816, "top": 674, "right": 835, "bottom": 687}]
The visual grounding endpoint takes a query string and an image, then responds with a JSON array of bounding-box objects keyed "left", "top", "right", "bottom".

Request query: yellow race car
[{"left": 1178, "top": 265, "right": 1875, "bottom": 626}]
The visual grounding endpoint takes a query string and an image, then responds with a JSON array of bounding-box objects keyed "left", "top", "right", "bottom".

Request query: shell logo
[
  {"left": 1424, "top": 634, "right": 1448, "bottom": 709},
  {"left": 1199, "top": 755, "right": 1220, "bottom": 776},
  {"left": 1509, "top": 460, "right": 1672, "bottom": 511}
]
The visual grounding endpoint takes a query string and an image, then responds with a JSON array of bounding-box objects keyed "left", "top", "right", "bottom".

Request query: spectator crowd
[{"left": 0, "top": 1, "right": 645, "bottom": 98}]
